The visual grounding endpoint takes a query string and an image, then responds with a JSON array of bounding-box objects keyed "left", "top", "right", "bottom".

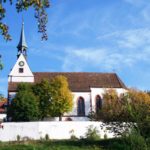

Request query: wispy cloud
[
  {"left": 98, "top": 28, "right": 150, "bottom": 49},
  {"left": 124, "top": 0, "right": 147, "bottom": 7},
  {"left": 61, "top": 27, "right": 150, "bottom": 72},
  {"left": 61, "top": 47, "right": 132, "bottom": 72}
]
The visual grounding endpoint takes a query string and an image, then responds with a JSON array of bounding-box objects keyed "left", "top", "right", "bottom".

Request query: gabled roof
[{"left": 8, "top": 72, "right": 127, "bottom": 92}]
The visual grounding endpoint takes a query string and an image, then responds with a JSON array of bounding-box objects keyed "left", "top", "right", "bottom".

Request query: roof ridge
[{"left": 33, "top": 72, "right": 116, "bottom": 74}]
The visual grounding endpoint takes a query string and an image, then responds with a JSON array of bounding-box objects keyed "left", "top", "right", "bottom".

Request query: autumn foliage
[{"left": 94, "top": 89, "right": 150, "bottom": 138}]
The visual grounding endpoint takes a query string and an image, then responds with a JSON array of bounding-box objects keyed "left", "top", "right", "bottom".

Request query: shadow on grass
[{"left": 38, "top": 138, "right": 123, "bottom": 149}]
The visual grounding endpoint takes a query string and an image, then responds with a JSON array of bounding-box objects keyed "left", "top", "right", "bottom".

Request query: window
[
  {"left": 77, "top": 97, "right": 85, "bottom": 116},
  {"left": 19, "top": 68, "right": 24, "bottom": 73},
  {"left": 95, "top": 95, "right": 102, "bottom": 114}
]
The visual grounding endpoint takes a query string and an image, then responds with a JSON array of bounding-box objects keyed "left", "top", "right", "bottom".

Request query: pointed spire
[
  {"left": 17, "top": 21, "right": 28, "bottom": 50},
  {"left": 17, "top": 19, "right": 28, "bottom": 58}
]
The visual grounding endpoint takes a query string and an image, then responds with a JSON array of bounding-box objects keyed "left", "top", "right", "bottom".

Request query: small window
[{"left": 19, "top": 68, "right": 24, "bottom": 73}]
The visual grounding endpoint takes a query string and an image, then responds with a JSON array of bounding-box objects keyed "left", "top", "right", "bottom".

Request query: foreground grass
[
  {"left": 0, "top": 138, "right": 149, "bottom": 150},
  {"left": 0, "top": 140, "right": 104, "bottom": 150},
  {"left": 0, "top": 139, "right": 119, "bottom": 150}
]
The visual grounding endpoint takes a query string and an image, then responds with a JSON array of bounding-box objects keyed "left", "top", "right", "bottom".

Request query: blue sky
[{"left": 1, "top": 0, "right": 150, "bottom": 97}]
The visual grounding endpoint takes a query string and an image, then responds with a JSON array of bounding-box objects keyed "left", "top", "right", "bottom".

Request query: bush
[
  {"left": 122, "top": 130, "right": 148, "bottom": 150},
  {"left": 45, "top": 134, "right": 49, "bottom": 141},
  {"left": 69, "top": 129, "right": 78, "bottom": 140},
  {"left": 17, "top": 135, "right": 20, "bottom": 142},
  {"left": 104, "top": 133, "right": 107, "bottom": 139},
  {"left": 85, "top": 125, "right": 100, "bottom": 140}
]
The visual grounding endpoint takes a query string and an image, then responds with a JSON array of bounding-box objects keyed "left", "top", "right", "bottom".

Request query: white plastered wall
[
  {"left": 63, "top": 88, "right": 127, "bottom": 120},
  {"left": 65, "top": 92, "right": 91, "bottom": 116},
  {"left": 0, "top": 122, "right": 115, "bottom": 141},
  {"left": 8, "top": 54, "right": 34, "bottom": 83},
  {"left": 90, "top": 88, "right": 127, "bottom": 112}
]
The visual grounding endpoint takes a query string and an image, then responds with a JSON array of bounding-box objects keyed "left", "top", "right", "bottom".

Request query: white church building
[{"left": 8, "top": 23, "right": 127, "bottom": 121}]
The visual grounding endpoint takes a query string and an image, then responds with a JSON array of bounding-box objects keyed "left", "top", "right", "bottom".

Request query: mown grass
[{"left": 0, "top": 138, "right": 149, "bottom": 150}]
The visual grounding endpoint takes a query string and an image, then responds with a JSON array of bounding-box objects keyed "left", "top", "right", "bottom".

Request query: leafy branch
[{"left": 0, "top": 0, "right": 50, "bottom": 41}]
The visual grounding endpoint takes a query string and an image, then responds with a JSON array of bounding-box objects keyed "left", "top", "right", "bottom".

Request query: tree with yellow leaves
[
  {"left": 33, "top": 75, "right": 73, "bottom": 121},
  {"left": 49, "top": 75, "right": 73, "bottom": 121}
]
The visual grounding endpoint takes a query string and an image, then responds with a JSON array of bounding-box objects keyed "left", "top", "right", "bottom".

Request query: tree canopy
[
  {"left": 8, "top": 83, "right": 39, "bottom": 121},
  {"left": 92, "top": 89, "right": 150, "bottom": 139},
  {"left": 33, "top": 76, "right": 73, "bottom": 121},
  {"left": 48, "top": 75, "right": 73, "bottom": 120},
  {"left": 32, "top": 79, "right": 52, "bottom": 119}
]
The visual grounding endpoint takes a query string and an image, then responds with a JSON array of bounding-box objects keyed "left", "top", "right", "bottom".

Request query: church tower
[
  {"left": 8, "top": 22, "right": 34, "bottom": 83},
  {"left": 17, "top": 22, "right": 28, "bottom": 59}
]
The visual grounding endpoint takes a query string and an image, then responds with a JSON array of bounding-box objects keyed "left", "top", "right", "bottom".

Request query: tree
[
  {"left": 8, "top": 83, "right": 39, "bottom": 121},
  {"left": 33, "top": 76, "right": 73, "bottom": 121},
  {"left": 126, "top": 89, "right": 150, "bottom": 138},
  {"left": 49, "top": 75, "right": 73, "bottom": 121},
  {"left": 32, "top": 79, "right": 52, "bottom": 120},
  {"left": 0, "top": 0, "right": 50, "bottom": 41},
  {"left": 92, "top": 89, "right": 150, "bottom": 139}
]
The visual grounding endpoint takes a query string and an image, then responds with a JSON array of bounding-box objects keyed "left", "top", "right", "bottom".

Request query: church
[{"left": 8, "top": 23, "right": 127, "bottom": 121}]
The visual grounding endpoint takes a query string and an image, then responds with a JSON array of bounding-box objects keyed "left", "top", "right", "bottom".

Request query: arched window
[
  {"left": 95, "top": 95, "right": 102, "bottom": 114},
  {"left": 77, "top": 97, "right": 85, "bottom": 116}
]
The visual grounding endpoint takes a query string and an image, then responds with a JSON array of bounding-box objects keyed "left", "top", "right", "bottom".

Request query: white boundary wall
[{"left": 0, "top": 121, "right": 114, "bottom": 141}]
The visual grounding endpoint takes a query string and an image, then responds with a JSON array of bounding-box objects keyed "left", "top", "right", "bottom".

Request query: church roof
[{"left": 8, "top": 72, "right": 127, "bottom": 92}]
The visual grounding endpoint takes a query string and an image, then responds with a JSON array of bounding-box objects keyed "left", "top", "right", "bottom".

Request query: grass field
[{"left": 0, "top": 139, "right": 132, "bottom": 150}]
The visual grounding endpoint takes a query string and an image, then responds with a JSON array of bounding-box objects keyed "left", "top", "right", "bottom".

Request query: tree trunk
[{"left": 59, "top": 114, "right": 62, "bottom": 121}]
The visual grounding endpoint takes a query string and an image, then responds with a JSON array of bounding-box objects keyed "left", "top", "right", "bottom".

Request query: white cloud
[
  {"left": 98, "top": 28, "right": 150, "bottom": 49},
  {"left": 61, "top": 40, "right": 150, "bottom": 72},
  {"left": 117, "top": 29, "right": 150, "bottom": 48},
  {"left": 124, "top": 0, "right": 147, "bottom": 7}
]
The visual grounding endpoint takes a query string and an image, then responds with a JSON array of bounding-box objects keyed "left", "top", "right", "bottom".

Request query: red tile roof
[
  {"left": 8, "top": 72, "right": 126, "bottom": 92},
  {"left": 0, "top": 100, "right": 7, "bottom": 113}
]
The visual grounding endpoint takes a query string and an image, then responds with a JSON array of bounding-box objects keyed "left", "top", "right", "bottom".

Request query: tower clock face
[{"left": 19, "top": 61, "right": 24, "bottom": 67}]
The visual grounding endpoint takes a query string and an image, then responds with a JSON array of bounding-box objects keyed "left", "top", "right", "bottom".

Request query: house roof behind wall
[{"left": 8, "top": 72, "right": 127, "bottom": 92}]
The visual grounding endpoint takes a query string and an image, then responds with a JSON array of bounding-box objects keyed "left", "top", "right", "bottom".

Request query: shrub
[
  {"left": 17, "top": 135, "right": 20, "bottom": 142},
  {"left": 104, "top": 133, "right": 108, "bottom": 139},
  {"left": 85, "top": 125, "right": 100, "bottom": 140},
  {"left": 122, "top": 130, "right": 148, "bottom": 150},
  {"left": 45, "top": 134, "right": 49, "bottom": 141},
  {"left": 69, "top": 129, "right": 78, "bottom": 140}
]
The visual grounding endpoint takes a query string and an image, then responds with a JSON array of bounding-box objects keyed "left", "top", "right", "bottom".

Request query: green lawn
[{"left": 0, "top": 138, "right": 149, "bottom": 150}]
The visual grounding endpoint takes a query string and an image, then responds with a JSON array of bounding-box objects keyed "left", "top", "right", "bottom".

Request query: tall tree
[
  {"left": 49, "top": 75, "right": 73, "bottom": 121},
  {"left": 33, "top": 76, "right": 73, "bottom": 121},
  {"left": 32, "top": 79, "right": 52, "bottom": 120},
  {"left": 8, "top": 83, "right": 39, "bottom": 121}
]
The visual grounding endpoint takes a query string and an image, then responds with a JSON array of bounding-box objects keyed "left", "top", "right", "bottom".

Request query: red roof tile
[{"left": 8, "top": 72, "right": 127, "bottom": 92}]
